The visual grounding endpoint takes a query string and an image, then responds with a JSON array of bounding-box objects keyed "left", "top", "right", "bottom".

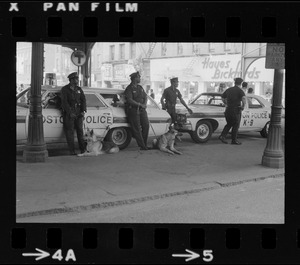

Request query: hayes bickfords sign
[
  {"left": 151, "top": 54, "right": 264, "bottom": 82},
  {"left": 198, "top": 54, "right": 260, "bottom": 82}
]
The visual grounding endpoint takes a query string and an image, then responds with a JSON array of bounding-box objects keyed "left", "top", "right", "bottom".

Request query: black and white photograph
[{"left": 16, "top": 42, "right": 285, "bottom": 223}]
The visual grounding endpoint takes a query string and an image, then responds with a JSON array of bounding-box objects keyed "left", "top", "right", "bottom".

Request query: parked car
[
  {"left": 175, "top": 92, "right": 272, "bottom": 143},
  {"left": 17, "top": 86, "right": 171, "bottom": 149}
]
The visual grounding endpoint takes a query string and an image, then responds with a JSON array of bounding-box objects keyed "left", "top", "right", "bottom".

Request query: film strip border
[
  {"left": 0, "top": 2, "right": 299, "bottom": 40},
  {"left": 1, "top": 1, "right": 300, "bottom": 264},
  {"left": 8, "top": 15, "right": 300, "bottom": 39},
  {"left": 8, "top": 226, "right": 300, "bottom": 263}
]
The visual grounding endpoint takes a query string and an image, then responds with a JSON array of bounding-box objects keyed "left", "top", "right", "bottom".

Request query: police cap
[
  {"left": 170, "top": 77, "right": 178, "bottom": 82},
  {"left": 234, "top": 77, "right": 243, "bottom": 85},
  {"left": 129, "top": 71, "right": 140, "bottom": 79},
  {"left": 67, "top": 72, "right": 79, "bottom": 80}
]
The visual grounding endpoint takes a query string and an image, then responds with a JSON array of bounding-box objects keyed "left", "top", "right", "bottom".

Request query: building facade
[{"left": 17, "top": 42, "right": 284, "bottom": 102}]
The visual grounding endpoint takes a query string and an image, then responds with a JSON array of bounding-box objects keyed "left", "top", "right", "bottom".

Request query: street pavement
[
  {"left": 25, "top": 176, "right": 284, "bottom": 223},
  {"left": 16, "top": 132, "right": 285, "bottom": 223}
]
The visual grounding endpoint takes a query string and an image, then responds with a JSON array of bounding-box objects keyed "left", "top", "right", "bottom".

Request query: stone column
[
  {"left": 262, "top": 69, "right": 284, "bottom": 168},
  {"left": 23, "top": 42, "right": 48, "bottom": 162}
]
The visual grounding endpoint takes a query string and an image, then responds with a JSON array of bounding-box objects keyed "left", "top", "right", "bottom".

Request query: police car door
[
  {"left": 246, "top": 96, "right": 269, "bottom": 130},
  {"left": 84, "top": 93, "right": 113, "bottom": 139},
  {"left": 146, "top": 96, "right": 170, "bottom": 136},
  {"left": 42, "top": 91, "right": 65, "bottom": 142}
]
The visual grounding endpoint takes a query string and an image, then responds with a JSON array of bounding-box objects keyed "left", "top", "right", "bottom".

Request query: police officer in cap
[
  {"left": 219, "top": 77, "right": 246, "bottom": 145},
  {"left": 61, "top": 72, "right": 87, "bottom": 155},
  {"left": 124, "top": 72, "right": 150, "bottom": 150},
  {"left": 160, "top": 77, "right": 193, "bottom": 124}
]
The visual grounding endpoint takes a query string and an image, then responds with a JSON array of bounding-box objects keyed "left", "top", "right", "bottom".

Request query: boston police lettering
[{"left": 85, "top": 115, "right": 113, "bottom": 124}]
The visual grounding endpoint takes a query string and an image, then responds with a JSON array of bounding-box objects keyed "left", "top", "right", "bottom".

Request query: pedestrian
[
  {"left": 218, "top": 83, "right": 226, "bottom": 93},
  {"left": 150, "top": 89, "right": 155, "bottom": 99},
  {"left": 242, "top": 81, "right": 248, "bottom": 93},
  {"left": 160, "top": 77, "right": 193, "bottom": 124},
  {"left": 124, "top": 72, "right": 150, "bottom": 150},
  {"left": 218, "top": 77, "right": 246, "bottom": 145},
  {"left": 61, "top": 72, "right": 87, "bottom": 155},
  {"left": 247, "top": 87, "right": 254, "bottom": 94}
]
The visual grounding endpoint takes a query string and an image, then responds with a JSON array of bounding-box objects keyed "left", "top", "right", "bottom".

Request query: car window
[
  {"left": 192, "top": 94, "right": 223, "bottom": 106},
  {"left": 43, "top": 92, "right": 62, "bottom": 109},
  {"left": 247, "top": 97, "right": 263, "bottom": 108},
  {"left": 192, "top": 95, "right": 211, "bottom": 105},
  {"left": 207, "top": 96, "right": 224, "bottom": 106},
  {"left": 17, "top": 89, "right": 30, "bottom": 107},
  {"left": 147, "top": 96, "right": 159, "bottom": 109},
  {"left": 100, "top": 93, "right": 126, "bottom": 107},
  {"left": 86, "top": 93, "right": 106, "bottom": 108}
]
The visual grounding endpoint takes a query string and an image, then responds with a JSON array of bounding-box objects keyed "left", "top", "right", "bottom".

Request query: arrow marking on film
[
  {"left": 22, "top": 248, "right": 50, "bottom": 261},
  {"left": 172, "top": 249, "right": 200, "bottom": 262}
]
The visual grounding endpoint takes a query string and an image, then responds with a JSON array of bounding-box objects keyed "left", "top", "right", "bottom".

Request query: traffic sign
[
  {"left": 71, "top": 50, "right": 86, "bottom": 66},
  {"left": 265, "top": 43, "right": 285, "bottom": 69}
]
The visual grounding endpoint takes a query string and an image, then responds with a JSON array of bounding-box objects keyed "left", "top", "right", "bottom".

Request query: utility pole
[{"left": 262, "top": 43, "right": 285, "bottom": 168}]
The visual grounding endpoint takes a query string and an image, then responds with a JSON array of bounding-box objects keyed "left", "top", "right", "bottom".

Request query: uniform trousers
[
  {"left": 220, "top": 107, "right": 242, "bottom": 141},
  {"left": 167, "top": 106, "right": 177, "bottom": 124},
  {"left": 127, "top": 107, "right": 149, "bottom": 149},
  {"left": 63, "top": 113, "right": 85, "bottom": 153}
]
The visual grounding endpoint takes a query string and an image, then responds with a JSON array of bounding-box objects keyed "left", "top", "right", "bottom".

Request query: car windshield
[
  {"left": 17, "top": 87, "right": 48, "bottom": 108},
  {"left": 191, "top": 94, "right": 224, "bottom": 106}
]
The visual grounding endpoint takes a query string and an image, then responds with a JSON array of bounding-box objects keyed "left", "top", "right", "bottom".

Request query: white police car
[
  {"left": 175, "top": 92, "right": 272, "bottom": 143},
  {"left": 17, "top": 86, "right": 171, "bottom": 149}
]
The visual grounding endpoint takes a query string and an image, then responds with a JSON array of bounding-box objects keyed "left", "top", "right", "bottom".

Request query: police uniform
[
  {"left": 61, "top": 72, "right": 87, "bottom": 154},
  {"left": 124, "top": 72, "right": 149, "bottom": 150},
  {"left": 161, "top": 78, "right": 183, "bottom": 123},
  {"left": 219, "top": 78, "right": 245, "bottom": 144}
]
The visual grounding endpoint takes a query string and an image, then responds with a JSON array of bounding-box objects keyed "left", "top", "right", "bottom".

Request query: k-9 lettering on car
[
  {"left": 17, "top": 86, "right": 171, "bottom": 150},
  {"left": 175, "top": 92, "right": 271, "bottom": 143}
]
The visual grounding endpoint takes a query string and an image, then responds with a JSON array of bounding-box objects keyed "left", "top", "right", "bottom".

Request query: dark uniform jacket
[
  {"left": 222, "top": 86, "right": 245, "bottom": 109},
  {"left": 61, "top": 84, "right": 86, "bottom": 116},
  {"left": 124, "top": 83, "right": 147, "bottom": 109},
  {"left": 161, "top": 86, "right": 182, "bottom": 109}
]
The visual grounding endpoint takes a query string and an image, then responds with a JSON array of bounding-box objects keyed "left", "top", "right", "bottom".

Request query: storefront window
[
  {"left": 120, "top": 44, "right": 125, "bottom": 60},
  {"left": 161, "top": 43, "right": 167, "bottom": 56},
  {"left": 110, "top": 45, "right": 115, "bottom": 61},
  {"left": 130, "top": 43, "right": 136, "bottom": 59},
  {"left": 177, "top": 43, "right": 183, "bottom": 55}
]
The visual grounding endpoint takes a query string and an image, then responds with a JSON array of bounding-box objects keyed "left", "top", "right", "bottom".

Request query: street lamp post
[
  {"left": 262, "top": 68, "right": 284, "bottom": 168},
  {"left": 23, "top": 42, "right": 48, "bottom": 162},
  {"left": 262, "top": 43, "right": 285, "bottom": 168}
]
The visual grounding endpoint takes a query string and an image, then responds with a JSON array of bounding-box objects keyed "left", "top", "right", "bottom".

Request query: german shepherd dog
[
  {"left": 152, "top": 124, "right": 183, "bottom": 155},
  {"left": 77, "top": 128, "right": 119, "bottom": 157}
]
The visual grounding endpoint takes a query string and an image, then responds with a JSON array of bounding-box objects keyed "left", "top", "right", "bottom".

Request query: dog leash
[{"left": 149, "top": 121, "right": 156, "bottom": 137}]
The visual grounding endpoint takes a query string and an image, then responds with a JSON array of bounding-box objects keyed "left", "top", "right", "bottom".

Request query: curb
[{"left": 16, "top": 173, "right": 284, "bottom": 220}]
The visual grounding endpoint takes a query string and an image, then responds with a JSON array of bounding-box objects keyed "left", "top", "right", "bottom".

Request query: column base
[
  {"left": 262, "top": 155, "right": 284, "bottom": 169},
  {"left": 23, "top": 145, "right": 48, "bottom": 163}
]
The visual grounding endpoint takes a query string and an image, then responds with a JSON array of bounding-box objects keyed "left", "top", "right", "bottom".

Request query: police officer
[
  {"left": 219, "top": 77, "right": 246, "bottom": 145},
  {"left": 61, "top": 72, "right": 87, "bottom": 155},
  {"left": 160, "top": 77, "right": 193, "bottom": 124},
  {"left": 124, "top": 72, "right": 150, "bottom": 150}
]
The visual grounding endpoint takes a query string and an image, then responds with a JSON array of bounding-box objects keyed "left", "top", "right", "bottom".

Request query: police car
[
  {"left": 175, "top": 92, "right": 272, "bottom": 143},
  {"left": 17, "top": 86, "right": 171, "bottom": 150}
]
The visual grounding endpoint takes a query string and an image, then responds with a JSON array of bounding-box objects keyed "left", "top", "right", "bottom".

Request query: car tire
[
  {"left": 190, "top": 120, "right": 213, "bottom": 143},
  {"left": 105, "top": 127, "right": 132, "bottom": 150},
  {"left": 260, "top": 121, "right": 270, "bottom": 138}
]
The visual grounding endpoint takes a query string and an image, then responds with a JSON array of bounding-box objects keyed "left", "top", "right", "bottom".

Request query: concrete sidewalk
[{"left": 16, "top": 135, "right": 285, "bottom": 221}]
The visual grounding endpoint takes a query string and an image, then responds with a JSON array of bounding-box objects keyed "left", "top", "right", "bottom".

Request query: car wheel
[
  {"left": 191, "top": 120, "right": 213, "bottom": 143},
  {"left": 260, "top": 121, "right": 270, "bottom": 138},
  {"left": 105, "top": 127, "right": 132, "bottom": 150}
]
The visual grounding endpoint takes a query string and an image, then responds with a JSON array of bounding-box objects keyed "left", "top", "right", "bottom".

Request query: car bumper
[{"left": 174, "top": 122, "right": 193, "bottom": 132}]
